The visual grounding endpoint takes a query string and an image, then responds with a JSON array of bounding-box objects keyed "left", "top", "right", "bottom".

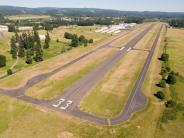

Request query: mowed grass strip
[
  {"left": 80, "top": 50, "right": 148, "bottom": 118},
  {"left": 25, "top": 48, "right": 116, "bottom": 100}
]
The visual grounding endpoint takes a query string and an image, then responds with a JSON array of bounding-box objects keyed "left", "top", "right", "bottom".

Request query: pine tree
[
  {"left": 34, "top": 42, "right": 43, "bottom": 62},
  {"left": 71, "top": 34, "right": 79, "bottom": 47},
  {"left": 26, "top": 49, "right": 33, "bottom": 64},
  {"left": 10, "top": 36, "right": 17, "bottom": 59},
  {"left": 44, "top": 32, "right": 50, "bottom": 49}
]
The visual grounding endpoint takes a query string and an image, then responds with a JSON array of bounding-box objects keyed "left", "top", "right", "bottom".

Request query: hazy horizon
[{"left": 0, "top": 0, "right": 183, "bottom": 12}]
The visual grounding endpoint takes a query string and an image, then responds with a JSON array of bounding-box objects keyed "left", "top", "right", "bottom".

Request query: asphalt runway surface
[{"left": 0, "top": 24, "right": 163, "bottom": 125}]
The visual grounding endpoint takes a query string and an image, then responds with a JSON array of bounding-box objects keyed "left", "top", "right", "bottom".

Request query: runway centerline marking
[{"left": 119, "top": 47, "right": 125, "bottom": 51}]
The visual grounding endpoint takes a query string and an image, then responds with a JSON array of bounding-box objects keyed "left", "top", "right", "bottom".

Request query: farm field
[{"left": 6, "top": 14, "right": 51, "bottom": 20}]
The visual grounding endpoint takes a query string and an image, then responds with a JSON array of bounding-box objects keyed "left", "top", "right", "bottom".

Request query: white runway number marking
[{"left": 52, "top": 98, "right": 73, "bottom": 110}]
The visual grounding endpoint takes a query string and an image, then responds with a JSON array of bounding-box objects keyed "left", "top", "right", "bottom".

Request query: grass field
[
  {"left": 0, "top": 25, "right": 111, "bottom": 88},
  {"left": 79, "top": 23, "right": 160, "bottom": 118},
  {"left": 6, "top": 14, "right": 51, "bottom": 20},
  {"left": 154, "top": 28, "right": 184, "bottom": 138},
  {"left": 80, "top": 51, "right": 148, "bottom": 118},
  {"left": 1, "top": 24, "right": 184, "bottom": 138},
  {"left": 25, "top": 48, "right": 116, "bottom": 100}
]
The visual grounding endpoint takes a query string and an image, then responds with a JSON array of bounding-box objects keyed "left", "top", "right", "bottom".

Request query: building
[
  {"left": 18, "top": 26, "right": 33, "bottom": 31},
  {"left": 0, "top": 25, "right": 8, "bottom": 32}
]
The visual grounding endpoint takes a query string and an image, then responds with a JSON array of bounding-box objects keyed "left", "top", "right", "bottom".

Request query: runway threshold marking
[{"left": 52, "top": 98, "right": 73, "bottom": 110}]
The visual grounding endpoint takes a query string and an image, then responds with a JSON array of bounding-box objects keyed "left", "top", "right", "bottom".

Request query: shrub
[
  {"left": 7, "top": 69, "right": 13, "bottom": 75},
  {"left": 0, "top": 55, "right": 6, "bottom": 67},
  {"left": 161, "top": 109, "right": 177, "bottom": 123},
  {"left": 64, "top": 32, "right": 73, "bottom": 39},
  {"left": 154, "top": 91, "right": 165, "bottom": 100},
  {"left": 88, "top": 39, "right": 94, "bottom": 43},
  {"left": 158, "top": 80, "right": 167, "bottom": 88},
  {"left": 167, "top": 74, "right": 177, "bottom": 84},
  {"left": 161, "top": 53, "right": 169, "bottom": 61},
  {"left": 165, "top": 100, "right": 176, "bottom": 108}
]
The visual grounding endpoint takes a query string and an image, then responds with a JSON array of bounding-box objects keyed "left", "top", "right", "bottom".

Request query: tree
[
  {"left": 0, "top": 55, "right": 6, "bottom": 67},
  {"left": 26, "top": 49, "right": 33, "bottom": 64},
  {"left": 10, "top": 36, "right": 17, "bottom": 59},
  {"left": 154, "top": 91, "right": 165, "bottom": 100},
  {"left": 161, "top": 53, "right": 169, "bottom": 62},
  {"left": 167, "top": 73, "right": 177, "bottom": 84},
  {"left": 18, "top": 36, "right": 25, "bottom": 57},
  {"left": 71, "top": 34, "right": 79, "bottom": 47},
  {"left": 64, "top": 32, "right": 73, "bottom": 39},
  {"left": 165, "top": 100, "right": 176, "bottom": 108},
  {"left": 88, "top": 39, "right": 94, "bottom": 43},
  {"left": 34, "top": 42, "right": 43, "bottom": 62},
  {"left": 8, "top": 24, "right": 16, "bottom": 32},
  {"left": 158, "top": 79, "right": 167, "bottom": 88},
  {"left": 7, "top": 69, "right": 13, "bottom": 75},
  {"left": 44, "top": 32, "right": 50, "bottom": 49}
]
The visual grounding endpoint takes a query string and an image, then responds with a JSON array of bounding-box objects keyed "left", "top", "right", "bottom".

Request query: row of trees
[
  {"left": 154, "top": 32, "right": 182, "bottom": 123},
  {"left": 10, "top": 30, "right": 50, "bottom": 64},
  {"left": 64, "top": 32, "right": 93, "bottom": 47},
  {"left": 168, "top": 18, "right": 184, "bottom": 28}
]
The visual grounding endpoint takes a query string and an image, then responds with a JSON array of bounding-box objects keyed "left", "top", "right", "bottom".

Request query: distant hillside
[{"left": 0, "top": 6, "right": 184, "bottom": 18}]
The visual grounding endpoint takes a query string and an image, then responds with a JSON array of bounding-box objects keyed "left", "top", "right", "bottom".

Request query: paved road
[{"left": 0, "top": 24, "right": 163, "bottom": 125}]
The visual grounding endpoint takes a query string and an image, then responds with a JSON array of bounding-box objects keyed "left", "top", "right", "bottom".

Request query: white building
[
  {"left": 0, "top": 25, "right": 8, "bottom": 32},
  {"left": 18, "top": 26, "right": 33, "bottom": 31},
  {"left": 95, "top": 23, "right": 137, "bottom": 34}
]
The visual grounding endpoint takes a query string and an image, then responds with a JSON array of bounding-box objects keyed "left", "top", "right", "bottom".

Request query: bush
[
  {"left": 161, "top": 109, "right": 177, "bottom": 123},
  {"left": 88, "top": 39, "right": 94, "bottom": 43},
  {"left": 154, "top": 91, "right": 165, "bottom": 100},
  {"left": 165, "top": 100, "right": 176, "bottom": 108},
  {"left": 158, "top": 80, "right": 167, "bottom": 88},
  {"left": 64, "top": 32, "right": 74, "bottom": 39},
  {"left": 161, "top": 53, "right": 169, "bottom": 61},
  {"left": 7, "top": 69, "right": 13, "bottom": 75},
  {"left": 0, "top": 55, "right": 6, "bottom": 67},
  {"left": 167, "top": 73, "right": 177, "bottom": 84}
]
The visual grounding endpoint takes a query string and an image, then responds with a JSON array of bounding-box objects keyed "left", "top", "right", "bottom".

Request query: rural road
[{"left": 0, "top": 24, "right": 163, "bottom": 125}]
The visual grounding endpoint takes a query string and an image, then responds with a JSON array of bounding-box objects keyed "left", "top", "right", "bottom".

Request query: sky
[{"left": 0, "top": 0, "right": 184, "bottom": 12}]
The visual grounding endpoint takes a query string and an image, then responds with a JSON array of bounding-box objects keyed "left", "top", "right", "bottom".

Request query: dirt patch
[{"left": 57, "top": 131, "right": 74, "bottom": 138}]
